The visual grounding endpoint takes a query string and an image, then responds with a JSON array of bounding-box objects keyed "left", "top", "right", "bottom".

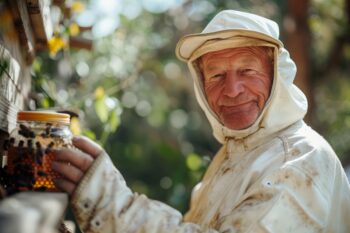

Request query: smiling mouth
[
  {"left": 219, "top": 102, "right": 256, "bottom": 113},
  {"left": 220, "top": 101, "right": 253, "bottom": 108}
]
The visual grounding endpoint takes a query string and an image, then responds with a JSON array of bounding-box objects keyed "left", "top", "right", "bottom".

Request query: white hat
[{"left": 175, "top": 10, "right": 283, "bottom": 61}]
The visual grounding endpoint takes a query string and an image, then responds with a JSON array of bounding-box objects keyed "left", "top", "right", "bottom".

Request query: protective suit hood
[{"left": 176, "top": 10, "right": 308, "bottom": 146}]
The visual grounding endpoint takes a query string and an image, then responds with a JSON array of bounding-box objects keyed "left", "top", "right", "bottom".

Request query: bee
[{"left": 18, "top": 124, "right": 35, "bottom": 138}]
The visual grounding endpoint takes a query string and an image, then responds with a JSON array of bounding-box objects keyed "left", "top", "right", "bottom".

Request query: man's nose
[{"left": 223, "top": 71, "right": 244, "bottom": 97}]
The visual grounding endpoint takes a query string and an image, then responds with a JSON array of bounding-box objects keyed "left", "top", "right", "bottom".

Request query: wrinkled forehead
[
  {"left": 197, "top": 46, "right": 274, "bottom": 74},
  {"left": 200, "top": 47, "right": 273, "bottom": 68}
]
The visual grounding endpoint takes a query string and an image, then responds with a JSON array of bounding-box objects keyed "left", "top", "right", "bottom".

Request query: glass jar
[{"left": 2, "top": 111, "right": 72, "bottom": 193}]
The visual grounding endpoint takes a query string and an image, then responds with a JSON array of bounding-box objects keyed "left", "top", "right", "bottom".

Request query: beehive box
[{"left": 0, "top": 0, "right": 52, "bottom": 154}]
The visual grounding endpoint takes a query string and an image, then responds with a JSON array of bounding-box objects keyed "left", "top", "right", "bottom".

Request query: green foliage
[
  {"left": 309, "top": 0, "right": 347, "bottom": 67},
  {"left": 315, "top": 73, "right": 350, "bottom": 160},
  {"left": 310, "top": 0, "right": 350, "bottom": 162},
  {"left": 94, "top": 96, "right": 108, "bottom": 123}
]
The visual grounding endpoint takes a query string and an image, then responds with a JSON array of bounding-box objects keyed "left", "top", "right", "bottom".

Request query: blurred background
[{"left": 14, "top": 0, "right": 350, "bottom": 215}]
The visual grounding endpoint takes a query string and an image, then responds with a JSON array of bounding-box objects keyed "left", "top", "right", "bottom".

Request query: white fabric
[
  {"left": 70, "top": 10, "right": 350, "bottom": 233},
  {"left": 176, "top": 10, "right": 283, "bottom": 61}
]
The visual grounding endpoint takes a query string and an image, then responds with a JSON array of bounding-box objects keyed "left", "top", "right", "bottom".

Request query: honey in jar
[{"left": 2, "top": 111, "right": 72, "bottom": 193}]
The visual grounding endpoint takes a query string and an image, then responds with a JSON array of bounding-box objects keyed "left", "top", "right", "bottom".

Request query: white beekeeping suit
[{"left": 70, "top": 10, "right": 350, "bottom": 233}]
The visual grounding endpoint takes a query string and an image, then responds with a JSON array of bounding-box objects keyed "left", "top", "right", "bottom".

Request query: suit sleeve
[{"left": 70, "top": 152, "right": 218, "bottom": 233}]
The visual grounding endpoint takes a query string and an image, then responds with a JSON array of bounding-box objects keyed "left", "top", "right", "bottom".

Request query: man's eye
[
  {"left": 241, "top": 69, "right": 258, "bottom": 75},
  {"left": 211, "top": 73, "right": 224, "bottom": 79}
]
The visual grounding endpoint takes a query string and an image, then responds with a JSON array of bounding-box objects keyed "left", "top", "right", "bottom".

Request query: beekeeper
[{"left": 52, "top": 10, "right": 350, "bottom": 233}]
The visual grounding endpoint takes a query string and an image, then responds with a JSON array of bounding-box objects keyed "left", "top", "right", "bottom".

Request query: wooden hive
[{"left": 0, "top": 0, "right": 52, "bottom": 155}]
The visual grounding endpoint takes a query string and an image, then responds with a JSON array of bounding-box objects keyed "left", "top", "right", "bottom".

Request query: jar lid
[{"left": 17, "top": 111, "right": 70, "bottom": 125}]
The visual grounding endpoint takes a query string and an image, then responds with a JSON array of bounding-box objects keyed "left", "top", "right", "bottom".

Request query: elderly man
[{"left": 52, "top": 10, "right": 350, "bottom": 232}]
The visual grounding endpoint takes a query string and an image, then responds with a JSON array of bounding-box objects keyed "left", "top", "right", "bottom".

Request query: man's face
[{"left": 201, "top": 47, "right": 273, "bottom": 130}]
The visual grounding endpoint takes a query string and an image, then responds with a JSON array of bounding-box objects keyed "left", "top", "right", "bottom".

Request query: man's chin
[
  {"left": 218, "top": 106, "right": 260, "bottom": 130},
  {"left": 224, "top": 122, "right": 253, "bottom": 130},
  {"left": 220, "top": 116, "right": 258, "bottom": 130}
]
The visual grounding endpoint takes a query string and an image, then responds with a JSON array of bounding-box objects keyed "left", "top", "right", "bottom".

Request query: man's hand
[{"left": 52, "top": 136, "right": 103, "bottom": 194}]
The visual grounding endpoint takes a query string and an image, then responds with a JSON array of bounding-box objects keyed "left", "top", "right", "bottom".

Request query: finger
[
  {"left": 72, "top": 136, "right": 103, "bottom": 158},
  {"left": 53, "top": 148, "right": 93, "bottom": 172},
  {"left": 52, "top": 161, "right": 84, "bottom": 184},
  {"left": 54, "top": 178, "right": 76, "bottom": 195}
]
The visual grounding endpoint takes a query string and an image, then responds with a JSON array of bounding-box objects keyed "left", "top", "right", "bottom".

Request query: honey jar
[{"left": 1, "top": 111, "right": 72, "bottom": 193}]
